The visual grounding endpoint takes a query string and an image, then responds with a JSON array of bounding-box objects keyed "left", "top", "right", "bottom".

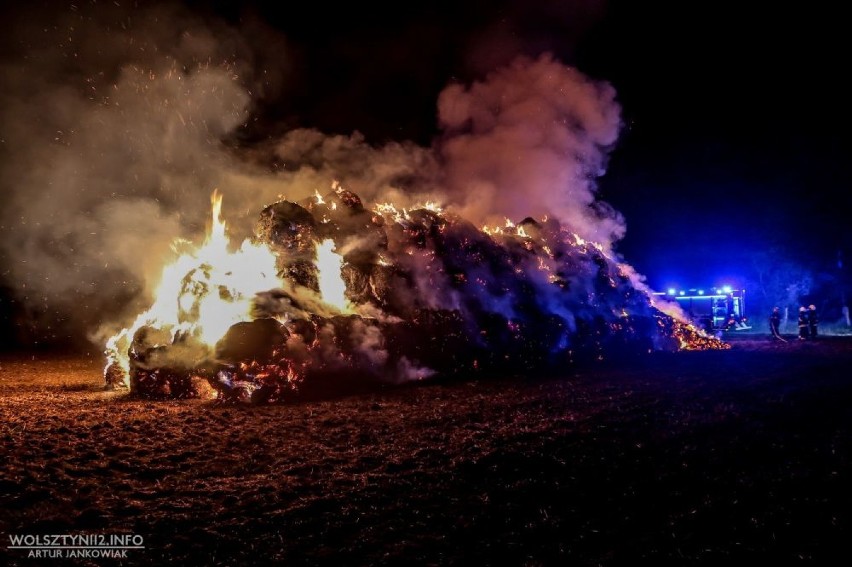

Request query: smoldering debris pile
[{"left": 110, "top": 187, "right": 723, "bottom": 401}]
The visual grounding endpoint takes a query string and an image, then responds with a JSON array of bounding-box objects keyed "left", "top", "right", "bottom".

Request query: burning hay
[{"left": 104, "top": 186, "right": 726, "bottom": 401}]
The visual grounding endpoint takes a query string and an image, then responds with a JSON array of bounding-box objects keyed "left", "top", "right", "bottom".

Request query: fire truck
[{"left": 654, "top": 286, "right": 748, "bottom": 333}]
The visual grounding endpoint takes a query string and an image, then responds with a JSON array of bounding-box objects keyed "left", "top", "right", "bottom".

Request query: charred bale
[
  {"left": 127, "top": 326, "right": 214, "bottom": 398},
  {"left": 256, "top": 200, "right": 320, "bottom": 288},
  {"left": 256, "top": 200, "right": 317, "bottom": 252},
  {"left": 214, "top": 318, "right": 289, "bottom": 365}
]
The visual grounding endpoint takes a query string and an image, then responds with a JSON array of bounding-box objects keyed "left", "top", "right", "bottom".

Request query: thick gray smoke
[
  {"left": 0, "top": 2, "right": 625, "bottom": 347},
  {"left": 437, "top": 53, "right": 624, "bottom": 245},
  {"left": 0, "top": 2, "right": 275, "bottom": 342}
]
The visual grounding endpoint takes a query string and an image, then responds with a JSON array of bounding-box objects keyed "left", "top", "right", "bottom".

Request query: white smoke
[
  {"left": 0, "top": 3, "right": 627, "bottom": 346},
  {"left": 436, "top": 53, "right": 624, "bottom": 246},
  {"left": 0, "top": 2, "right": 275, "bottom": 341}
]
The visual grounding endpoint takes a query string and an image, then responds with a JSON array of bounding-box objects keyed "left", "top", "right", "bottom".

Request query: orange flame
[
  {"left": 316, "top": 239, "right": 352, "bottom": 313},
  {"left": 104, "top": 191, "right": 282, "bottom": 386}
]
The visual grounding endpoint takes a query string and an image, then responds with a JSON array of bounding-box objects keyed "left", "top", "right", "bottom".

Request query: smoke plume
[
  {"left": 437, "top": 53, "right": 623, "bottom": 246},
  {"left": 0, "top": 1, "right": 626, "bottom": 347}
]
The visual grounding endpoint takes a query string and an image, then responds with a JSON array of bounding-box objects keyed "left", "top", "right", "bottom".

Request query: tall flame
[
  {"left": 104, "top": 191, "right": 282, "bottom": 386},
  {"left": 316, "top": 239, "right": 350, "bottom": 312}
]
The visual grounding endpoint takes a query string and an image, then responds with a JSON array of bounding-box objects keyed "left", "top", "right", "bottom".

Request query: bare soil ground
[{"left": 1, "top": 335, "right": 851, "bottom": 566}]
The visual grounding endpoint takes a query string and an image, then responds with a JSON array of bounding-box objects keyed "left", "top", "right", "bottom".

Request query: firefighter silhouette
[
  {"left": 769, "top": 306, "right": 785, "bottom": 341},
  {"left": 797, "top": 306, "right": 810, "bottom": 340},
  {"left": 808, "top": 304, "right": 819, "bottom": 338}
]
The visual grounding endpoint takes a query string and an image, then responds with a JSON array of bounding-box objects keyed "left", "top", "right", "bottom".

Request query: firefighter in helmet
[
  {"left": 797, "top": 306, "right": 810, "bottom": 340},
  {"left": 807, "top": 304, "right": 819, "bottom": 338},
  {"left": 769, "top": 306, "right": 785, "bottom": 341}
]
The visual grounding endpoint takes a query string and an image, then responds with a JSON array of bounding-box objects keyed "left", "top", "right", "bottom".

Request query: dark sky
[
  {"left": 577, "top": 2, "right": 852, "bottom": 289},
  {"left": 1, "top": 0, "right": 850, "bottom": 346},
  {"left": 196, "top": 0, "right": 851, "bottom": 288}
]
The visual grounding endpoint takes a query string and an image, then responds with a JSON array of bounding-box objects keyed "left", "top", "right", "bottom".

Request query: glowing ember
[{"left": 373, "top": 201, "right": 444, "bottom": 223}]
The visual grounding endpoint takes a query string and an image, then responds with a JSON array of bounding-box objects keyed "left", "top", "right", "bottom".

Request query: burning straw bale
[{"left": 104, "top": 187, "right": 727, "bottom": 401}]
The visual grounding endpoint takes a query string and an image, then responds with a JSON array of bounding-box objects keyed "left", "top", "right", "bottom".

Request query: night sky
[
  {"left": 1, "top": 0, "right": 850, "bottom": 347},
  {"left": 196, "top": 0, "right": 852, "bottom": 288}
]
